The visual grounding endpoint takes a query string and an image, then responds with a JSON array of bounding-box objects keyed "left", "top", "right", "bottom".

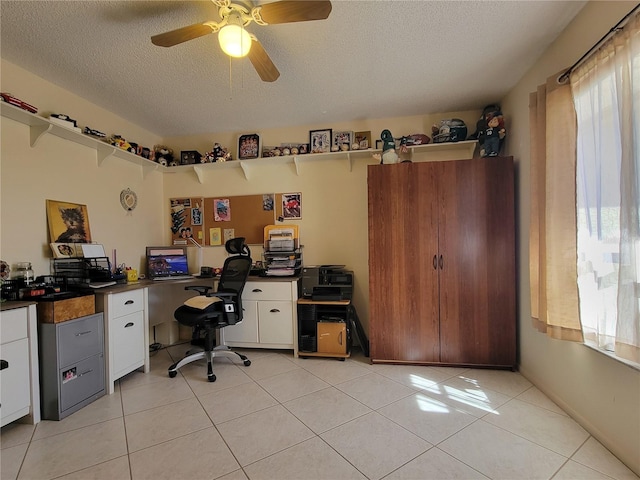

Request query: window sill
[{"left": 582, "top": 341, "right": 640, "bottom": 372}]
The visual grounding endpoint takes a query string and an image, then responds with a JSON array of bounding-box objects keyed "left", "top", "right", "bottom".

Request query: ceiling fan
[{"left": 151, "top": 0, "right": 332, "bottom": 82}]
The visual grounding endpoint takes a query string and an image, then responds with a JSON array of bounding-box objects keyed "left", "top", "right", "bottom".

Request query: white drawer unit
[
  {"left": 96, "top": 288, "right": 149, "bottom": 394},
  {"left": 0, "top": 304, "right": 40, "bottom": 427},
  {"left": 221, "top": 279, "right": 298, "bottom": 351}
]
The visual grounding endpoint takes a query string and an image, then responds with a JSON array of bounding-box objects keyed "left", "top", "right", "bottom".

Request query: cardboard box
[{"left": 37, "top": 294, "right": 95, "bottom": 323}]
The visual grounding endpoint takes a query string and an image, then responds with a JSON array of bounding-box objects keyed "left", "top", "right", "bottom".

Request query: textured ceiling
[{"left": 0, "top": 0, "right": 586, "bottom": 137}]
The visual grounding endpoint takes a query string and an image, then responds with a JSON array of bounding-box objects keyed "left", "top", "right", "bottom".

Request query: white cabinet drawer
[
  {"left": 258, "top": 301, "right": 293, "bottom": 345},
  {"left": 111, "top": 290, "right": 144, "bottom": 318},
  {"left": 244, "top": 281, "right": 292, "bottom": 301},
  {"left": 1, "top": 308, "right": 28, "bottom": 344},
  {"left": 0, "top": 338, "right": 30, "bottom": 423},
  {"left": 110, "top": 310, "right": 145, "bottom": 376},
  {"left": 222, "top": 301, "right": 259, "bottom": 343}
]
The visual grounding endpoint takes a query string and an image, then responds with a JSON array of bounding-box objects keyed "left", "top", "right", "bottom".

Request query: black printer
[{"left": 301, "top": 265, "right": 353, "bottom": 301}]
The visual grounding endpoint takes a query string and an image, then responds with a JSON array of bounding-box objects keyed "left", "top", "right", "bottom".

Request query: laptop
[{"left": 146, "top": 246, "right": 193, "bottom": 281}]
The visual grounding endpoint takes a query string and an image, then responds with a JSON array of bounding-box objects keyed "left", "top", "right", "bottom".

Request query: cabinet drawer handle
[
  {"left": 124, "top": 322, "right": 135, "bottom": 328},
  {"left": 433, "top": 255, "right": 437, "bottom": 270},
  {"left": 252, "top": 289, "right": 263, "bottom": 293},
  {"left": 125, "top": 300, "right": 135, "bottom": 305},
  {"left": 270, "top": 308, "right": 280, "bottom": 313},
  {"left": 75, "top": 331, "right": 92, "bottom": 336},
  {"left": 338, "top": 332, "right": 343, "bottom": 345},
  {"left": 78, "top": 369, "right": 93, "bottom": 377},
  {"left": 0, "top": 359, "right": 8, "bottom": 370}
]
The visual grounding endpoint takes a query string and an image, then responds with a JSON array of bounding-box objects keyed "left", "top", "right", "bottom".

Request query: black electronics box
[
  {"left": 180, "top": 150, "right": 202, "bottom": 165},
  {"left": 301, "top": 265, "right": 353, "bottom": 301}
]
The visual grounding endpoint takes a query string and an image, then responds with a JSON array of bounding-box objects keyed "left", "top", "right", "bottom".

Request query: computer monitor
[{"left": 145, "top": 246, "right": 189, "bottom": 279}]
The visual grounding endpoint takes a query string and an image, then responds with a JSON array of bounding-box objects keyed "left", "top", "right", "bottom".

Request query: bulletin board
[
  {"left": 202, "top": 194, "right": 276, "bottom": 245},
  {"left": 170, "top": 197, "right": 205, "bottom": 246}
]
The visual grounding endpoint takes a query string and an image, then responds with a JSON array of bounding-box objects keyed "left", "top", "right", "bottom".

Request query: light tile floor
[{"left": 2, "top": 347, "right": 638, "bottom": 480}]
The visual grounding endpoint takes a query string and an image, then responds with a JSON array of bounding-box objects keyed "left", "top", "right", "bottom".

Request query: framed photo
[
  {"left": 46, "top": 200, "right": 92, "bottom": 243},
  {"left": 355, "top": 131, "right": 372, "bottom": 149},
  {"left": 238, "top": 133, "right": 261, "bottom": 160},
  {"left": 309, "top": 129, "right": 332, "bottom": 154},
  {"left": 376, "top": 140, "right": 384, "bottom": 150},
  {"left": 332, "top": 131, "right": 354, "bottom": 149},
  {"left": 50, "top": 242, "right": 78, "bottom": 258}
]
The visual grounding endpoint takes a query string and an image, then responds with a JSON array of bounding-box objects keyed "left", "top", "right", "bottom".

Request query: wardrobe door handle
[
  {"left": 439, "top": 255, "right": 444, "bottom": 269},
  {"left": 433, "top": 255, "right": 438, "bottom": 270},
  {"left": 124, "top": 322, "right": 134, "bottom": 328}
]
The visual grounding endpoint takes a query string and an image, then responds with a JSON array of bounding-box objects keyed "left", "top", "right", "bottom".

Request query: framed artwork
[
  {"left": 238, "top": 133, "right": 261, "bottom": 160},
  {"left": 355, "top": 131, "right": 372, "bottom": 149},
  {"left": 309, "top": 129, "right": 332, "bottom": 154},
  {"left": 282, "top": 192, "right": 302, "bottom": 219},
  {"left": 332, "top": 131, "right": 353, "bottom": 149},
  {"left": 46, "top": 200, "right": 92, "bottom": 243}
]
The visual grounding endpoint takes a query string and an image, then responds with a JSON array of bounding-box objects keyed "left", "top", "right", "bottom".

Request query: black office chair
[{"left": 168, "top": 237, "right": 252, "bottom": 382}]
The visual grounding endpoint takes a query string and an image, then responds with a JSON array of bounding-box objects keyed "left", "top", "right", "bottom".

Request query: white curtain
[{"left": 570, "top": 12, "right": 640, "bottom": 364}]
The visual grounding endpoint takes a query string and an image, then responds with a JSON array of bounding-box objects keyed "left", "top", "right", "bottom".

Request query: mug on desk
[{"left": 126, "top": 269, "right": 138, "bottom": 282}]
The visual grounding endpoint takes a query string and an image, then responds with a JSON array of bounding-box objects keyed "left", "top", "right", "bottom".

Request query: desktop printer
[{"left": 301, "top": 265, "right": 353, "bottom": 301}]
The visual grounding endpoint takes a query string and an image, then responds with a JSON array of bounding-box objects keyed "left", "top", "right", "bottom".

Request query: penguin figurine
[{"left": 373, "top": 129, "right": 399, "bottom": 164}]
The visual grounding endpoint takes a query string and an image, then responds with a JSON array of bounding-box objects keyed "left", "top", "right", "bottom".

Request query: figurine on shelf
[
  {"left": 153, "top": 145, "right": 174, "bottom": 166},
  {"left": 481, "top": 110, "right": 506, "bottom": 157},
  {"left": 373, "top": 129, "right": 398, "bottom": 164}
]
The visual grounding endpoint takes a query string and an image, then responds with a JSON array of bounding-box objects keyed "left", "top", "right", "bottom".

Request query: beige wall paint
[{"left": 501, "top": 1, "right": 639, "bottom": 475}]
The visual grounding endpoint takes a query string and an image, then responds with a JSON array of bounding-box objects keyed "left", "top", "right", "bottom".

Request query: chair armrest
[{"left": 185, "top": 286, "right": 214, "bottom": 295}]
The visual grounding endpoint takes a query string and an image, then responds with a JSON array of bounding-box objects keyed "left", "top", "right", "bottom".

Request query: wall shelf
[
  {"left": 1, "top": 102, "right": 159, "bottom": 179},
  {"left": 2, "top": 101, "right": 477, "bottom": 184},
  {"left": 165, "top": 141, "right": 478, "bottom": 184}
]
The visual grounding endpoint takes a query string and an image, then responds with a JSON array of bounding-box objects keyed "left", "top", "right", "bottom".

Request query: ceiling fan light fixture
[{"left": 218, "top": 23, "right": 251, "bottom": 58}]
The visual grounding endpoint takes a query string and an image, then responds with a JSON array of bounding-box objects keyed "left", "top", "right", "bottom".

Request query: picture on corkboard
[
  {"left": 46, "top": 200, "right": 92, "bottom": 243},
  {"left": 214, "top": 199, "right": 230, "bottom": 221},
  {"left": 282, "top": 193, "right": 302, "bottom": 219}
]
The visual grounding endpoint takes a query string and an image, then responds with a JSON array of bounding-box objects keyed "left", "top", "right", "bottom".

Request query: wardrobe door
[
  {"left": 368, "top": 163, "right": 440, "bottom": 362},
  {"left": 438, "top": 157, "right": 516, "bottom": 366}
]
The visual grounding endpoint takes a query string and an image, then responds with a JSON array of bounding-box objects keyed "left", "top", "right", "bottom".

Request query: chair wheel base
[
  {"left": 169, "top": 370, "right": 177, "bottom": 378},
  {"left": 208, "top": 373, "right": 217, "bottom": 382},
  {"left": 244, "top": 359, "right": 251, "bottom": 366}
]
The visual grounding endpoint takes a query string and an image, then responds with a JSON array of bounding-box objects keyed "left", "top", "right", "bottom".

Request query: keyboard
[{"left": 152, "top": 275, "right": 194, "bottom": 281}]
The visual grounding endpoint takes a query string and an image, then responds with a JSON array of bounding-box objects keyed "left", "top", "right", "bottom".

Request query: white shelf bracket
[
  {"left": 293, "top": 156, "right": 301, "bottom": 175},
  {"left": 95, "top": 143, "right": 116, "bottom": 167},
  {"left": 239, "top": 161, "right": 250, "bottom": 180},
  {"left": 347, "top": 152, "right": 354, "bottom": 172},
  {"left": 29, "top": 123, "right": 52, "bottom": 147},
  {"left": 192, "top": 166, "right": 204, "bottom": 184},
  {"left": 141, "top": 163, "right": 158, "bottom": 179}
]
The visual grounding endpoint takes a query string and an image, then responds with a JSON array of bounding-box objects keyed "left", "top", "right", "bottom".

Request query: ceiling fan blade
[
  {"left": 151, "top": 23, "right": 214, "bottom": 47},
  {"left": 257, "top": 0, "right": 332, "bottom": 25},
  {"left": 248, "top": 37, "right": 280, "bottom": 82}
]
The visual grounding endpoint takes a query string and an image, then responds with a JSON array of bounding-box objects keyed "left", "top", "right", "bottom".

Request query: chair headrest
[{"left": 225, "top": 237, "right": 251, "bottom": 256}]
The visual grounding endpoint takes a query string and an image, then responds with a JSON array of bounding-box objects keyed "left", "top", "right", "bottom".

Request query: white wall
[{"left": 501, "top": 1, "right": 640, "bottom": 474}]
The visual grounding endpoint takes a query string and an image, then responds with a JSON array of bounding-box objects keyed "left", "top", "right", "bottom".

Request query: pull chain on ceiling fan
[{"left": 151, "top": 0, "right": 332, "bottom": 82}]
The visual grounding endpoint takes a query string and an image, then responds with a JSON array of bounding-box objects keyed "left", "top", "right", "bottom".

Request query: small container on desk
[{"left": 297, "top": 298, "right": 351, "bottom": 360}]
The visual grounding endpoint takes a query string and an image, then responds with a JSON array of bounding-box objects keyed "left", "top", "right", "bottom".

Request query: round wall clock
[{"left": 120, "top": 188, "right": 138, "bottom": 211}]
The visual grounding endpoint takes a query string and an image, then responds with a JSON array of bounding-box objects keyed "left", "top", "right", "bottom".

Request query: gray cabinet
[{"left": 39, "top": 313, "right": 105, "bottom": 420}]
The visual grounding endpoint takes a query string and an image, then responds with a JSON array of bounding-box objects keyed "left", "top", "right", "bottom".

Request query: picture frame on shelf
[
  {"left": 50, "top": 243, "right": 78, "bottom": 258},
  {"left": 332, "top": 131, "right": 354, "bottom": 150},
  {"left": 354, "top": 131, "right": 372, "bottom": 149},
  {"left": 309, "top": 129, "right": 332, "bottom": 153},
  {"left": 238, "top": 133, "right": 261, "bottom": 160}
]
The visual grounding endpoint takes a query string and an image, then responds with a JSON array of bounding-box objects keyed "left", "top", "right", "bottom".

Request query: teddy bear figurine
[{"left": 153, "top": 145, "right": 174, "bottom": 166}]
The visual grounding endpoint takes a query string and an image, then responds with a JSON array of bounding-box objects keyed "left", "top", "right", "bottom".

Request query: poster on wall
[{"left": 46, "top": 200, "right": 92, "bottom": 244}]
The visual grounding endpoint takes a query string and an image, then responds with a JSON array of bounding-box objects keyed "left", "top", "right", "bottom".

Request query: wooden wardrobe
[{"left": 367, "top": 156, "right": 516, "bottom": 368}]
